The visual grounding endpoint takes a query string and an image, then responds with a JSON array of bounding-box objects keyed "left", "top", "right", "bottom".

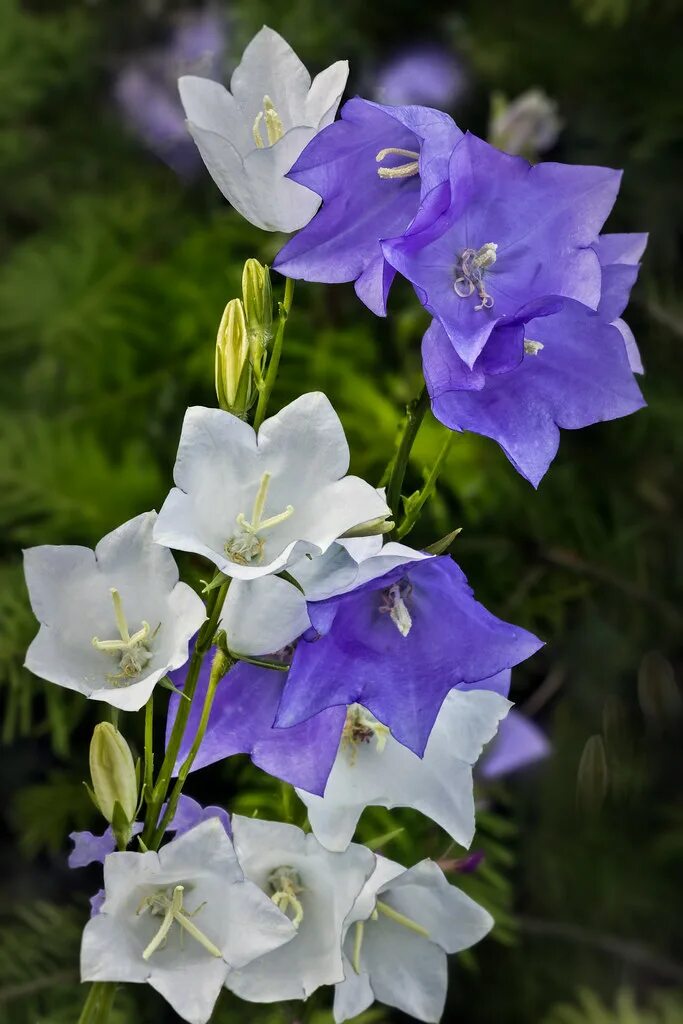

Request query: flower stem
[
  {"left": 77, "top": 981, "right": 117, "bottom": 1024},
  {"left": 141, "top": 579, "right": 230, "bottom": 847},
  {"left": 395, "top": 430, "right": 455, "bottom": 540},
  {"left": 150, "top": 648, "right": 232, "bottom": 847},
  {"left": 253, "top": 277, "right": 294, "bottom": 432},
  {"left": 143, "top": 692, "right": 154, "bottom": 801},
  {"left": 385, "top": 386, "right": 430, "bottom": 532}
]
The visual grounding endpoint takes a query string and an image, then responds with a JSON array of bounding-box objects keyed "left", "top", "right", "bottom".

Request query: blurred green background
[{"left": 1, "top": 0, "right": 682, "bottom": 1021}]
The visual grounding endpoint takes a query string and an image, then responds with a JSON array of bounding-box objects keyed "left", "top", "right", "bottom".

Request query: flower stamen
[
  {"left": 92, "top": 588, "right": 154, "bottom": 684},
  {"left": 268, "top": 867, "right": 304, "bottom": 929},
  {"left": 352, "top": 920, "right": 365, "bottom": 974},
  {"left": 376, "top": 147, "right": 420, "bottom": 180},
  {"left": 252, "top": 95, "right": 285, "bottom": 149},
  {"left": 342, "top": 705, "right": 390, "bottom": 764},
  {"left": 139, "top": 885, "right": 221, "bottom": 960},
  {"left": 524, "top": 339, "right": 544, "bottom": 356},
  {"left": 379, "top": 578, "right": 413, "bottom": 637},
  {"left": 454, "top": 242, "right": 498, "bottom": 311},
  {"left": 225, "top": 471, "right": 294, "bottom": 565}
]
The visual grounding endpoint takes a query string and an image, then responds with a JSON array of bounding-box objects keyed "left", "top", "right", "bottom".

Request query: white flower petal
[
  {"left": 81, "top": 912, "right": 149, "bottom": 984},
  {"left": 306, "top": 61, "right": 349, "bottom": 129},
  {"left": 178, "top": 75, "right": 251, "bottom": 153},
  {"left": 243, "top": 127, "right": 321, "bottom": 232},
  {"left": 219, "top": 879, "right": 297, "bottom": 969},
  {"left": 229, "top": 26, "right": 311, "bottom": 127},
  {"left": 298, "top": 690, "right": 511, "bottom": 851},
  {"left": 257, "top": 392, "right": 350, "bottom": 486},
  {"left": 361, "top": 923, "right": 448, "bottom": 1023},
  {"left": 333, "top": 955, "right": 375, "bottom": 1023},
  {"left": 148, "top": 958, "right": 227, "bottom": 1024},
  {"left": 221, "top": 576, "right": 310, "bottom": 657}
]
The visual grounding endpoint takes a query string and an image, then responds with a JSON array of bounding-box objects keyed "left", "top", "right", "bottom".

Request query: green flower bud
[
  {"left": 241, "top": 259, "right": 272, "bottom": 382},
  {"left": 215, "top": 298, "right": 253, "bottom": 417},
  {"left": 89, "top": 722, "right": 138, "bottom": 829}
]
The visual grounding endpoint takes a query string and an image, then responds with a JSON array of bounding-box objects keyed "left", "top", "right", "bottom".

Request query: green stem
[
  {"left": 150, "top": 649, "right": 231, "bottom": 847},
  {"left": 143, "top": 692, "right": 154, "bottom": 801},
  {"left": 253, "top": 277, "right": 294, "bottom": 431},
  {"left": 385, "top": 386, "right": 430, "bottom": 533},
  {"left": 77, "top": 981, "right": 116, "bottom": 1024},
  {"left": 396, "top": 431, "right": 455, "bottom": 540},
  {"left": 141, "top": 579, "right": 229, "bottom": 847}
]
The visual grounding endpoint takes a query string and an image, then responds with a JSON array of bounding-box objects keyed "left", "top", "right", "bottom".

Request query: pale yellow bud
[
  {"left": 241, "top": 259, "right": 272, "bottom": 382},
  {"left": 215, "top": 298, "right": 252, "bottom": 416},
  {"left": 89, "top": 722, "right": 138, "bottom": 828}
]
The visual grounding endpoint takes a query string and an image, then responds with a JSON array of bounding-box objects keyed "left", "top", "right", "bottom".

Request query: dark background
[{"left": 1, "top": 0, "right": 682, "bottom": 1021}]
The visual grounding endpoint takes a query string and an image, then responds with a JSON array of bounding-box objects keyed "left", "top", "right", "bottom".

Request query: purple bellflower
[
  {"left": 274, "top": 555, "right": 542, "bottom": 756},
  {"left": 273, "top": 98, "right": 461, "bottom": 315},
  {"left": 114, "top": 9, "right": 226, "bottom": 177},
  {"left": 373, "top": 46, "right": 466, "bottom": 110},
  {"left": 479, "top": 709, "right": 551, "bottom": 778},
  {"left": 383, "top": 131, "right": 623, "bottom": 369},
  {"left": 166, "top": 652, "right": 346, "bottom": 797}
]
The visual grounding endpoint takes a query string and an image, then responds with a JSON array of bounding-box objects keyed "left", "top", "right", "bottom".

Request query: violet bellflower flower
[
  {"left": 383, "top": 130, "right": 623, "bottom": 369},
  {"left": 478, "top": 708, "right": 551, "bottom": 779},
  {"left": 273, "top": 98, "right": 462, "bottom": 315},
  {"left": 275, "top": 554, "right": 542, "bottom": 756},
  {"left": 373, "top": 46, "right": 467, "bottom": 110},
  {"left": 422, "top": 297, "right": 646, "bottom": 486},
  {"left": 114, "top": 9, "right": 226, "bottom": 178}
]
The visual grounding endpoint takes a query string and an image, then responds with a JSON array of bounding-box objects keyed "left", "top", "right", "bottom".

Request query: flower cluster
[{"left": 21, "top": 24, "right": 646, "bottom": 1024}]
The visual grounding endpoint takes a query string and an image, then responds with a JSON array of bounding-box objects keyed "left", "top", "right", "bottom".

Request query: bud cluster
[{"left": 215, "top": 259, "right": 273, "bottom": 418}]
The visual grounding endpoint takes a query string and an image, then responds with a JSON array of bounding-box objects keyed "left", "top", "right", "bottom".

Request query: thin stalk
[
  {"left": 150, "top": 649, "right": 231, "bottom": 846},
  {"left": 396, "top": 431, "right": 455, "bottom": 540},
  {"left": 77, "top": 981, "right": 116, "bottom": 1024},
  {"left": 143, "top": 692, "right": 154, "bottom": 800},
  {"left": 142, "top": 579, "right": 229, "bottom": 846},
  {"left": 385, "top": 386, "right": 430, "bottom": 532},
  {"left": 253, "top": 277, "right": 295, "bottom": 431},
  {"left": 375, "top": 900, "right": 430, "bottom": 938}
]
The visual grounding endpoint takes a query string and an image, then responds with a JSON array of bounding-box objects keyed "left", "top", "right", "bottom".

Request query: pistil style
[
  {"left": 268, "top": 867, "right": 305, "bottom": 928},
  {"left": 351, "top": 898, "right": 430, "bottom": 973},
  {"left": 375, "top": 147, "right": 420, "bottom": 180},
  {"left": 379, "top": 578, "right": 413, "bottom": 637}
]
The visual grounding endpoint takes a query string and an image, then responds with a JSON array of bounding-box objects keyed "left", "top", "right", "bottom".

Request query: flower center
[
  {"left": 252, "top": 95, "right": 285, "bottom": 148},
  {"left": 524, "top": 338, "right": 544, "bottom": 356},
  {"left": 342, "top": 704, "right": 390, "bottom": 764},
  {"left": 224, "top": 471, "right": 294, "bottom": 566},
  {"left": 268, "top": 866, "right": 304, "bottom": 928},
  {"left": 138, "top": 884, "right": 221, "bottom": 960},
  {"left": 351, "top": 900, "right": 430, "bottom": 974},
  {"left": 379, "top": 577, "right": 413, "bottom": 637},
  {"left": 91, "top": 588, "right": 155, "bottom": 685},
  {"left": 454, "top": 242, "right": 498, "bottom": 311},
  {"left": 375, "top": 147, "right": 420, "bottom": 180}
]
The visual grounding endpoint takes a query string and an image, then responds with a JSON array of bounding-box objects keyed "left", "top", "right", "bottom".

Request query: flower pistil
[
  {"left": 375, "top": 146, "right": 420, "bottom": 180},
  {"left": 138, "top": 884, "right": 222, "bottom": 960},
  {"left": 252, "top": 96, "right": 285, "bottom": 148},
  {"left": 91, "top": 588, "right": 154, "bottom": 684},
  {"left": 225, "top": 471, "right": 294, "bottom": 565},
  {"left": 268, "top": 866, "right": 305, "bottom": 928},
  {"left": 454, "top": 242, "right": 498, "bottom": 311}
]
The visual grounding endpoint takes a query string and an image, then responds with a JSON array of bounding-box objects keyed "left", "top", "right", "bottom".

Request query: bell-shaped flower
[
  {"left": 423, "top": 299, "right": 645, "bottom": 486},
  {"left": 154, "top": 393, "right": 391, "bottom": 581},
  {"left": 595, "top": 231, "right": 648, "bottom": 375},
  {"left": 179, "top": 26, "right": 348, "bottom": 232},
  {"left": 275, "top": 552, "right": 542, "bottom": 756},
  {"left": 23, "top": 511, "right": 205, "bottom": 712},
  {"left": 80, "top": 818, "right": 296, "bottom": 1024},
  {"left": 297, "top": 686, "right": 511, "bottom": 852},
  {"left": 489, "top": 88, "right": 562, "bottom": 160},
  {"left": 383, "top": 131, "right": 622, "bottom": 368},
  {"left": 225, "top": 815, "right": 375, "bottom": 1003},
  {"left": 479, "top": 708, "right": 551, "bottom": 779},
  {"left": 274, "top": 98, "right": 461, "bottom": 315},
  {"left": 334, "top": 855, "right": 493, "bottom": 1023}
]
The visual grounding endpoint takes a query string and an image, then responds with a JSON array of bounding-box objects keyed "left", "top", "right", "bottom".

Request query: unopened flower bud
[
  {"left": 241, "top": 259, "right": 272, "bottom": 381},
  {"left": 215, "top": 298, "right": 253, "bottom": 416},
  {"left": 489, "top": 89, "right": 562, "bottom": 161},
  {"left": 89, "top": 722, "right": 138, "bottom": 829}
]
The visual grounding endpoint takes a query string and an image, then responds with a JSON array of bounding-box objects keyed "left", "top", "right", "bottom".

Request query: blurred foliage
[{"left": 0, "top": 0, "right": 681, "bottom": 1021}]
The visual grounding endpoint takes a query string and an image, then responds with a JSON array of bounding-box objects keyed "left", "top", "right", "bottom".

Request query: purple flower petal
[
  {"left": 424, "top": 301, "right": 646, "bottom": 486},
  {"left": 479, "top": 709, "right": 551, "bottom": 778},
  {"left": 373, "top": 47, "right": 466, "bottom": 109},
  {"left": 166, "top": 651, "right": 346, "bottom": 796},
  {"left": 275, "top": 556, "right": 542, "bottom": 756},
  {"left": 274, "top": 98, "right": 461, "bottom": 315}
]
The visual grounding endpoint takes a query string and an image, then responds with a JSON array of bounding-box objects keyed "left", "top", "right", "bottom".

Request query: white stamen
[
  {"left": 92, "top": 588, "right": 154, "bottom": 684},
  {"left": 524, "top": 339, "right": 544, "bottom": 356},
  {"left": 225, "top": 471, "right": 294, "bottom": 565},
  {"left": 379, "top": 580, "right": 413, "bottom": 637},
  {"left": 269, "top": 867, "right": 304, "bottom": 928},
  {"left": 342, "top": 705, "right": 390, "bottom": 764},
  {"left": 454, "top": 242, "right": 498, "bottom": 312},
  {"left": 252, "top": 96, "right": 285, "bottom": 149},
  {"left": 376, "top": 146, "right": 420, "bottom": 180}
]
